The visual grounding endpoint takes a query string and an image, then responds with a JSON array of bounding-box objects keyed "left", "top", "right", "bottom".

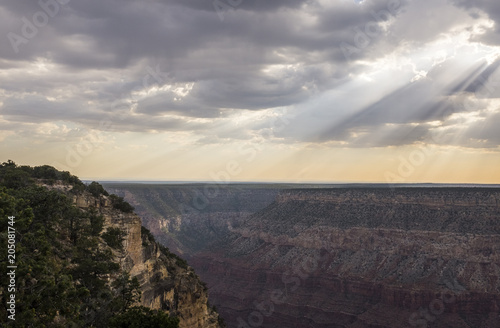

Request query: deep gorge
[{"left": 104, "top": 184, "right": 500, "bottom": 327}]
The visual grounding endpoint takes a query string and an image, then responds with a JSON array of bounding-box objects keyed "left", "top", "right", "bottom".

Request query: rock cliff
[{"left": 47, "top": 183, "right": 222, "bottom": 328}]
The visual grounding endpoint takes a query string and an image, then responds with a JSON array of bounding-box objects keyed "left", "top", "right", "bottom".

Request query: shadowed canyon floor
[{"left": 103, "top": 184, "right": 500, "bottom": 327}]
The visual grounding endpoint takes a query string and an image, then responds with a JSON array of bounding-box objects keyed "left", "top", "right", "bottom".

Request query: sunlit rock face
[
  {"left": 40, "top": 184, "right": 223, "bottom": 328},
  {"left": 106, "top": 184, "right": 500, "bottom": 328}
]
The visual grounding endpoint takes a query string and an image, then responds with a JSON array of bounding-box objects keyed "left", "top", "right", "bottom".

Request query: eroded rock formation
[
  {"left": 45, "top": 183, "right": 222, "bottom": 328},
  {"left": 106, "top": 184, "right": 500, "bottom": 327}
]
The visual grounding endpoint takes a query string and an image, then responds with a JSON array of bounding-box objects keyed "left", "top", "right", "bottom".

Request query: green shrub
[
  {"left": 109, "top": 194, "right": 135, "bottom": 213},
  {"left": 0, "top": 162, "right": 182, "bottom": 327},
  {"left": 109, "top": 306, "right": 179, "bottom": 328},
  {"left": 71, "top": 183, "right": 86, "bottom": 194},
  {"left": 88, "top": 209, "right": 105, "bottom": 236},
  {"left": 33, "top": 165, "right": 59, "bottom": 180},
  {"left": 0, "top": 160, "right": 33, "bottom": 189},
  {"left": 141, "top": 226, "right": 156, "bottom": 246},
  {"left": 87, "top": 181, "right": 109, "bottom": 198},
  {"left": 102, "top": 227, "right": 126, "bottom": 251}
]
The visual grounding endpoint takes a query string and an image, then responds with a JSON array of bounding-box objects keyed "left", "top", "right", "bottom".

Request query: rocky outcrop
[
  {"left": 104, "top": 185, "right": 500, "bottom": 327},
  {"left": 51, "top": 187, "right": 223, "bottom": 328}
]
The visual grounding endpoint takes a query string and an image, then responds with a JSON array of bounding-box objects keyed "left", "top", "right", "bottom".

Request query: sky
[{"left": 1, "top": 0, "right": 500, "bottom": 183}]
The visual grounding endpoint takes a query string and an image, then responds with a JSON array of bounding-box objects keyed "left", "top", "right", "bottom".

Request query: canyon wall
[
  {"left": 105, "top": 184, "right": 500, "bottom": 327},
  {"left": 47, "top": 183, "right": 223, "bottom": 328}
]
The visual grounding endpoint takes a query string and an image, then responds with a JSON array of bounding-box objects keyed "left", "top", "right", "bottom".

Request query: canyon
[{"left": 104, "top": 184, "right": 500, "bottom": 327}]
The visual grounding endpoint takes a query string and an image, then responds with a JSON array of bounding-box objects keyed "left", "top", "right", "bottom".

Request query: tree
[
  {"left": 0, "top": 163, "right": 184, "bottom": 327},
  {"left": 109, "top": 194, "right": 135, "bottom": 213},
  {"left": 111, "top": 273, "right": 142, "bottom": 313},
  {"left": 87, "top": 181, "right": 109, "bottom": 198},
  {"left": 0, "top": 161, "right": 32, "bottom": 189},
  {"left": 0, "top": 187, "right": 82, "bottom": 327},
  {"left": 108, "top": 306, "right": 179, "bottom": 328},
  {"left": 33, "top": 165, "right": 59, "bottom": 181},
  {"left": 102, "top": 227, "right": 126, "bottom": 251}
]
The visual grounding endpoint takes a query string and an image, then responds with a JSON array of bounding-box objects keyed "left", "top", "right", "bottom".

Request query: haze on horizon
[{"left": 1, "top": 0, "right": 500, "bottom": 183}]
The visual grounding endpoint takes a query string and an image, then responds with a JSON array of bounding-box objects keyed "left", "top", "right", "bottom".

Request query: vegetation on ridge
[{"left": 0, "top": 160, "right": 179, "bottom": 327}]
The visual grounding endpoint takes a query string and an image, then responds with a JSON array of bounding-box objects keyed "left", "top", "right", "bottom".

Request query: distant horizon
[
  {"left": 2, "top": 1, "right": 500, "bottom": 185},
  {"left": 96, "top": 180, "right": 500, "bottom": 188}
]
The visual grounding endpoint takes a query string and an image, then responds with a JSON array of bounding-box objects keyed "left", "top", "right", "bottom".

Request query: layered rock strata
[
  {"left": 44, "top": 183, "right": 222, "bottom": 328},
  {"left": 106, "top": 185, "right": 500, "bottom": 327}
]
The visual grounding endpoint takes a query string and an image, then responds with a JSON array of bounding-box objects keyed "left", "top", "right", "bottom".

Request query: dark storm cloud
[
  {"left": 1, "top": 0, "right": 405, "bottom": 72},
  {"left": 0, "top": 94, "right": 210, "bottom": 134},
  {"left": 0, "top": 0, "right": 498, "bottom": 149},
  {"left": 451, "top": 0, "right": 500, "bottom": 45},
  {"left": 134, "top": 90, "right": 222, "bottom": 118},
  {"left": 1, "top": 95, "right": 88, "bottom": 122},
  {"left": 2, "top": 0, "right": 377, "bottom": 121},
  {"left": 166, "top": 0, "right": 311, "bottom": 12}
]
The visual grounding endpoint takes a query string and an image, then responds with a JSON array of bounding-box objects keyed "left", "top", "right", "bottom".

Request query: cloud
[
  {"left": 469, "top": 113, "right": 500, "bottom": 146},
  {"left": 0, "top": 0, "right": 499, "bottom": 151},
  {"left": 451, "top": 0, "right": 500, "bottom": 46},
  {"left": 272, "top": 54, "right": 500, "bottom": 148},
  {"left": 167, "top": 0, "right": 311, "bottom": 13}
]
